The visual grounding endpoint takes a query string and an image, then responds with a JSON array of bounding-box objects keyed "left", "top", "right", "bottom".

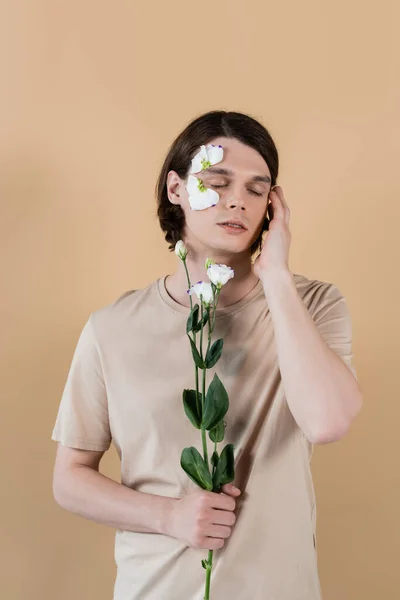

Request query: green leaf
[
  {"left": 202, "top": 373, "right": 229, "bottom": 431},
  {"left": 201, "top": 559, "right": 208, "bottom": 570},
  {"left": 212, "top": 444, "right": 235, "bottom": 491},
  {"left": 205, "top": 338, "right": 223, "bottom": 369},
  {"left": 188, "top": 335, "right": 205, "bottom": 369},
  {"left": 180, "top": 447, "right": 213, "bottom": 491},
  {"left": 186, "top": 304, "right": 199, "bottom": 334},
  {"left": 183, "top": 389, "right": 202, "bottom": 429},
  {"left": 209, "top": 419, "right": 225, "bottom": 443},
  {"left": 211, "top": 450, "right": 219, "bottom": 468}
]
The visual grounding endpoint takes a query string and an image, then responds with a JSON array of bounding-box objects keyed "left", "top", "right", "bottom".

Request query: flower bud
[
  {"left": 174, "top": 240, "right": 188, "bottom": 260},
  {"left": 205, "top": 258, "right": 215, "bottom": 270}
]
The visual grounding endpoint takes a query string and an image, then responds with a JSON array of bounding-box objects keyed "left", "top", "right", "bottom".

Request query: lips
[
  {"left": 218, "top": 220, "right": 247, "bottom": 230},
  {"left": 217, "top": 223, "right": 247, "bottom": 235}
]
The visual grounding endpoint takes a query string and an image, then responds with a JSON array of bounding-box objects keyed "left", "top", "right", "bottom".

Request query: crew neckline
[{"left": 156, "top": 274, "right": 265, "bottom": 318}]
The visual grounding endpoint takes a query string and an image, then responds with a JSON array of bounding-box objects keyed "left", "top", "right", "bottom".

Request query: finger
[
  {"left": 205, "top": 537, "right": 225, "bottom": 551},
  {"left": 204, "top": 524, "right": 231, "bottom": 538},
  {"left": 221, "top": 483, "right": 241, "bottom": 496},
  {"left": 272, "top": 186, "right": 290, "bottom": 226},
  {"left": 211, "top": 508, "right": 237, "bottom": 526},
  {"left": 268, "top": 190, "right": 285, "bottom": 223}
]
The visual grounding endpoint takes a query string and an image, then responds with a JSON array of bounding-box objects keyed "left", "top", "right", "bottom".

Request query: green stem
[
  {"left": 201, "top": 357, "right": 208, "bottom": 466},
  {"left": 211, "top": 440, "right": 218, "bottom": 479},
  {"left": 195, "top": 365, "right": 200, "bottom": 418},
  {"left": 199, "top": 302, "right": 204, "bottom": 361},
  {"left": 182, "top": 265, "right": 219, "bottom": 599},
  {"left": 204, "top": 288, "right": 221, "bottom": 599},
  {"left": 183, "top": 259, "right": 201, "bottom": 421},
  {"left": 182, "top": 258, "right": 193, "bottom": 312},
  {"left": 211, "top": 288, "right": 220, "bottom": 332},
  {"left": 201, "top": 289, "right": 219, "bottom": 469},
  {"left": 205, "top": 287, "right": 219, "bottom": 359},
  {"left": 204, "top": 550, "right": 214, "bottom": 599},
  {"left": 198, "top": 302, "right": 208, "bottom": 466}
]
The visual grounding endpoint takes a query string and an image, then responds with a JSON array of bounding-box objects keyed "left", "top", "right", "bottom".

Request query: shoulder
[
  {"left": 88, "top": 277, "right": 161, "bottom": 338},
  {"left": 292, "top": 273, "right": 348, "bottom": 318}
]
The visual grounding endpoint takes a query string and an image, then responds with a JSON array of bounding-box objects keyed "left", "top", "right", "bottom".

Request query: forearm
[
  {"left": 261, "top": 269, "right": 362, "bottom": 443},
  {"left": 53, "top": 465, "right": 177, "bottom": 535}
]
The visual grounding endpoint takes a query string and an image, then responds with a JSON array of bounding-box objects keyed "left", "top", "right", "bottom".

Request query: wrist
[
  {"left": 160, "top": 496, "right": 179, "bottom": 537},
  {"left": 260, "top": 267, "right": 293, "bottom": 291}
]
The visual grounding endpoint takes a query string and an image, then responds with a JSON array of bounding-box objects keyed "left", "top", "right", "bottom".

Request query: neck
[{"left": 165, "top": 248, "right": 260, "bottom": 309}]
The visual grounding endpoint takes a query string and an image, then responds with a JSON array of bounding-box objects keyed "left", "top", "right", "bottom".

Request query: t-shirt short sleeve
[
  {"left": 311, "top": 283, "right": 358, "bottom": 381},
  {"left": 51, "top": 313, "right": 112, "bottom": 451}
]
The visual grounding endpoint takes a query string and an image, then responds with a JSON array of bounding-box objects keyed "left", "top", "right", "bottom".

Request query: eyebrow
[{"left": 201, "top": 166, "right": 271, "bottom": 184}]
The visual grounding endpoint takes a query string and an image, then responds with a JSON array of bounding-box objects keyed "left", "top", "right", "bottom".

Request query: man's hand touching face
[{"left": 253, "top": 186, "right": 292, "bottom": 278}]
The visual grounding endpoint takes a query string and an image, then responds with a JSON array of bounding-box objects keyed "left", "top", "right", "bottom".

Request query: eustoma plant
[
  {"left": 175, "top": 240, "right": 235, "bottom": 600},
  {"left": 186, "top": 142, "right": 224, "bottom": 210}
]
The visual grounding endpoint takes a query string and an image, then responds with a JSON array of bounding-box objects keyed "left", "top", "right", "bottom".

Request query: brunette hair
[{"left": 155, "top": 110, "right": 279, "bottom": 256}]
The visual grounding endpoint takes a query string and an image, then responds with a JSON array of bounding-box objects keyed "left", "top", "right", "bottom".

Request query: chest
[{"left": 103, "top": 309, "right": 281, "bottom": 448}]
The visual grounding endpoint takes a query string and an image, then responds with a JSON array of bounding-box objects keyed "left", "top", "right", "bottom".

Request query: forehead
[{"left": 203, "top": 136, "right": 271, "bottom": 179}]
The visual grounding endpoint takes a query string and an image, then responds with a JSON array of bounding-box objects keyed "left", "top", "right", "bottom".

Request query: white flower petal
[
  {"left": 190, "top": 145, "right": 208, "bottom": 174},
  {"left": 186, "top": 174, "right": 200, "bottom": 192},
  {"left": 186, "top": 175, "right": 220, "bottom": 210},
  {"left": 190, "top": 155, "right": 203, "bottom": 174},
  {"left": 207, "top": 263, "right": 235, "bottom": 286},
  {"left": 188, "top": 281, "right": 214, "bottom": 306},
  {"left": 206, "top": 144, "right": 224, "bottom": 166},
  {"left": 188, "top": 189, "right": 219, "bottom": 211},
  {"left": 174, "top": 240, "right": 188, "bottom": 259}
]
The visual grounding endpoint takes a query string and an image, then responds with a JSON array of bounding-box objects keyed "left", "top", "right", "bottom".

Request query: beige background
[{"left": 1, "top": 1, "right": 399, "bottom": 598}]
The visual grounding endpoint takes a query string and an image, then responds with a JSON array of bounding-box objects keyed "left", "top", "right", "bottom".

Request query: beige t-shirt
[{"left": 52, "top": 273, "right": 357, "bottom": 600}]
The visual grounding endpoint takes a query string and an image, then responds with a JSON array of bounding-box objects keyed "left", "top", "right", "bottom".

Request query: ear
[{"left": 167, "top": 170, "right": 186, "bottom": 206}]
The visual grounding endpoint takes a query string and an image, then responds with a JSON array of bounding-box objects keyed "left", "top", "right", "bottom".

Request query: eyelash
[{"left": 211, "top": 184, "right": 263, "bottom": 197}]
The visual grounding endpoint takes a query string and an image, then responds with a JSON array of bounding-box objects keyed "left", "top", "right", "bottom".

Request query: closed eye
[{"left": 212, "top": 184, "right": 263, "bottom": 197}]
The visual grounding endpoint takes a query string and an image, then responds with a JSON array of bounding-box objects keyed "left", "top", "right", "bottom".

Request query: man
[{"left": 52, "top": 110, "right": 363, "bottom": 599}]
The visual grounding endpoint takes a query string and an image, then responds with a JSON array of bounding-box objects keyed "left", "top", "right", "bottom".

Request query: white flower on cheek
[
  {"left": 187, "top": 281, "right": 214, "bottom": 307},
  {"left": 190, "top": 144, "right": 224, "bottom": 174},
  {"left": 185, "top": 143, "right": 224, "bottom": 211},
  {"left": 186, "top": 175, "right": 220, "bottom": 210}
]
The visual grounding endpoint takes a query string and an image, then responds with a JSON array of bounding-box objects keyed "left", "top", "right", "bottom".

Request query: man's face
[{"left": 169, "top": 136, "right": 272, "bottom": 256}]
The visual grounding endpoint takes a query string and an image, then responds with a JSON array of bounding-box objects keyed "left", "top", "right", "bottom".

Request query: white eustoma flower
[
  {"left": 174, "top": 240, "right": 188, "bottom": 260},
  {"left": 186, "top": 175, "right": 220, "bottom": 211},
  {"left": 207, "top": 263, "right": 235, "bottom": 288},
  {"left": 187, "top": 281, "right": 214, "bottom": 307},
  {"left": 186, "top": 143, "right": 224, "bottom": 211},
  {"left": 190, "top": 144, "right": 224, "bottom": 175}
]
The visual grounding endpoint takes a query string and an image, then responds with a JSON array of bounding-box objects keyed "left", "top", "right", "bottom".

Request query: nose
[
  {"left": 226, "top": 186, "right": 246, "bottom": 210},
  {"left": 227, "top": 199, "right": 246, "bottom": 211}
]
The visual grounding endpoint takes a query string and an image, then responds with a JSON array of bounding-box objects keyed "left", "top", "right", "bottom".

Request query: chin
[{"left": 209, "top": 242, "right": 251, "bottom": 257}]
